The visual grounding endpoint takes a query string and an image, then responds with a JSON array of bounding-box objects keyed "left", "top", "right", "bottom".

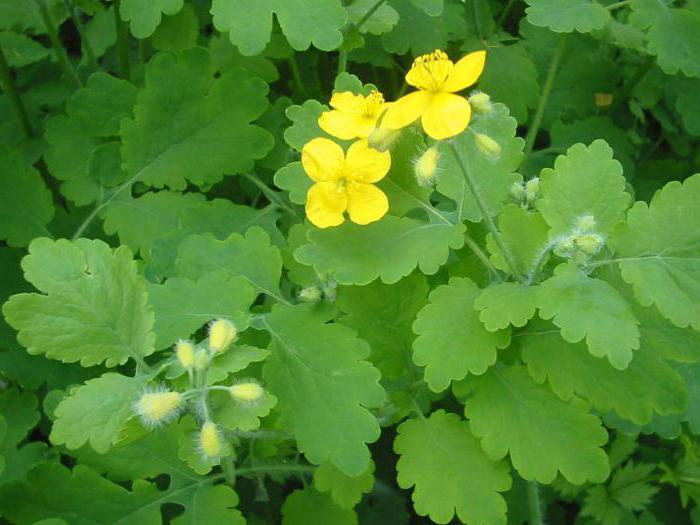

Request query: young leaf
[
  {"left": 462, "top": 365, "right": 609, "bottom": 484},
  {"left": 394, "top": 410, "right": 511, "bottom": 525},
  {"left": 413, "top": 277, "right": 510, "bottom": 392},
  {"left": 212, "top": 388, "right": 277, "bottom": 432},
  {"left": 313, "top": 460, "right": 375, "bottom": 510},
  {"left": 608, "top": 174, "right": 700, "bottom": 330},
  {"left": 525, "top": 0, "right": 610, "bottom": 34},
  {"left": 262, "top": 306, "right": 385, "bottom": 476},
  {"left": 3, "top": 238, "right": 155, "bottom": 367},
  {"left": 282, "top": 487, "right": 358, "bottom": 525},
  {"left": 474, "top": 282, "right": 538, "bottom": 331},
  {"left": 119, "top": 0, "right": 183, "bottom": 38},
  {"left": 295, "top": 216, "right": 465, "bottom": 286}
]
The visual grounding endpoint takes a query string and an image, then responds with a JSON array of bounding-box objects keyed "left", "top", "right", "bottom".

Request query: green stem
[
  {"left": 337, "top": 49, "right": 348, "bottom": 75},
  {"left": 235, "top": 464, "right": 315, "bottom": 477},
  {"left": 523, "top": 34, "right": 567, "bottom": 165},
  {"left": 355, "top": 0, "right": 387, "bottom": 30},
  {"left": 222, "top": 456, "right": 236, "bottom": 486},
  {"left": 447, "top": 141, "right": 522, "bottom": 281},
  {"left": 286, "top": 55, "right": 306, "bottom": 96},
  {"left": 241, "top": 173, "right": 302, "bottom": 220},
  {"left": 113, "top": 0, "right": 131, "bottom": 81},
  {"left": 527, "top": 481, "right": 544, "bottom": 525},
  {"left": 497, "top": 0, "right": 517, "bottom": 27},
  {"left": 65, "top": 0, "right": 98, "bottom": 69},
  {"left": 337, "top": 0, "right": 386, "bottom": 76},
  {"left": 0, "top": 46, "right": 33, "bottom": 138},
  {"left": 35, "top": 0, "right": 81, "bottom": 88},
  {"left": 606, "top": 0, "right": 631, "bottom": 9},
  {"left": 470, "top": 0, "right": 484, "bottom": 42},
  {"left": 464, "top": 234, "right": 503, "bottom": 283}
]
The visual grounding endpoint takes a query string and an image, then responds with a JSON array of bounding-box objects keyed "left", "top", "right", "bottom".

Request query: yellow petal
[
  {"left": 442, "top": 50, "right": 486, "bottom": 93},
  {"left": 329, "top": 91, "right": 365, "bottom": 113},
  {"left": 380, "top": 90, "right": 432, "bottom": 130},
  {"left": 306, "top": 182, "right": 347, "bottom": 228},
  {"left": 346, "top": 183, "right": 389, "bottom": 225},
  {"left": 301, "top": 137, "right": 344, "bottom": 182},
  {"left": 344, "top": 139, "right": 391, "bottom": 183},
  {"left": 319, "top": 110, "right": 377, "bottom": 140},
  {"left": 421, "top": 92, "right": 471, "bottom": 140}
]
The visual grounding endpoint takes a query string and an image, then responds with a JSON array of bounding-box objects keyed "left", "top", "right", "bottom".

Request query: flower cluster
[
  {"left": 301, "top": 49, "right": 488, "bottom": 228},
  {"left": 134, "top": 318, "right": 266, "bottom": 461}
]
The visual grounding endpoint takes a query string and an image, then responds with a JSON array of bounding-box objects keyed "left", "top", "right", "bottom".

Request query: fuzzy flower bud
[
  {"left": 230, "top": 382, "right": 264, "bottom": 403},
  {"left": 525, "top": 177, "right": 540, "bottom": 197},
  {"left": 575, "top": 233, "right": 605, "bottom": 255},
  {"left": 175, "top": 340, "right": 195, "bottom": 369},
  {"left": 575, "top": 214, "right": 597, "bottom": 232},
  {"left": 199, "top": 421, "right": 223, "bottom": 458},
  {"left": 298, "top": 286, "right": 322, "bottom": 303},
  {"left": 193, "top": 348, "right": 209, "bottom": 371},
  {"left": 468, "top": 91, "right": 492, "bottom": 114},
  {"left": 136, "top": 390, "right": 182, "bottom": 427},
  {"left": 510, "top": 181, "right": 526, "bottom": 200},
  {"left": 208, "top": 319, "right": 237, "bottom": 354},
  {"left": 367, "top": 127, "right": 401, "bottom": 152},
  {"left": 475, "top": 133, "right": 502, "bottom": 159},
  {"left": 414, "top": 146, "right": 440, "bottom": 187}
]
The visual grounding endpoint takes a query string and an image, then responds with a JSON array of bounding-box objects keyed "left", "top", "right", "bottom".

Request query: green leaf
[
  {"left": 212, "top": 388, "right": 277, "bottom": 432},
  {"left": 413, "top": 277, "right": 510, "bottom": 392},
  {"left": 520, "top": 321, "right": 686, "bottom": 425},
  {"left": 474, "top": 282, "right": 538, "bottom": 331},
  {"left": 151, "top": 3, "right": 198, "bottom": 53},
  {"left": 437, "top": 104, "right": 524, "bottom": 223},
  {"left": 50, "top": 373, "right": 145, "bottom": 453},
  {"left": 148, "top": 273, "right": 256, "bottom": 351},
  {"left": 0, "top": 390, "right": 47, "bottom": 484},
  {"left": 211, "top": 0, "right": 347, "bottom": 56},
  {"left": 608, "top": 174, "right": 700, "bottom": 330},
  {"left": 537, "top": 140, "right": 630, "bottom": 235},
  {"left": 119, "top": 0, "right": 183, "bottom": 38},
  {"left": 337, "top": 273, "right": 429, "bottom": 381},
  {"left": 346, "top": 0, "right": 399, "bottom": 35},
  {"left": 536, "top": 263, "right": 640, "bottom": 369},
  {"left": 313, "top": 460, "right": 375, "bottom": 510},
  {"left": 525, "top": 0, "right": 610, "bottom": 33},
  {"left": 275, "top": 161, "right": 312, "bottom": 205},
  {"left": 462, "top": 365, "right": 609, "bottom": 484},
  {"left": 3, "top": 238, "right": 155, "bottom": 367},
  {"left": 177, "top": 416, "right": 232, "bottom": 475},
  {"left": 172, "top": 484, "right": 245, "bottom": 525},
  {"left": 394, "top": 410, "right": 511, "bottom": 525},
  {"left": 282, "top": 488, "right": 358, "bottom": 525},
  {"left": 283, "top": 100, "right": 331, "bottom": 151},
  {"left": 121, "top": 48, "right": 273, "bottom": 190},
  {"left": 173, "top": 228, "right": 284, "bottom": 302},
  {"left": 262, "top": 306, "right": 385, "bottom": 476},
  {"left": 0, "top": 30, "right": 49, "bottom": 67},
  {"left": 201, "top": 344, "right": 270, "bottom": 384},
  {"left": 295, "top": 216, "right": 466, "bottom": 286},
  {"left": 0, "top": 146, "right": 54, "bottom": 247}
]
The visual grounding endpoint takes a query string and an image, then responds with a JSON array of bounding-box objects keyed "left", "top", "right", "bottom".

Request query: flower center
[
  {"left": 362, "top": 91, "right": 385, "bottom": 117},
  {"left": 410, "top": 49, "right": 453, "bottom": 92}
]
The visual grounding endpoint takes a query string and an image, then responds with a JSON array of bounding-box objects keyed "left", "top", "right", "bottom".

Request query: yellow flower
[
  {"left": 382, "top": 49, "right": 487, "bottom": 140},
  {"left": 302, "top": 137, "right": 391, "bottom": 228},
  {"left": 318, "top": 90, "right": 388, "bottom": 140}
]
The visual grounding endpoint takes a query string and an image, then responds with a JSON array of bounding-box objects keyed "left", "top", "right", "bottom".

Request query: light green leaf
[
  {"left": 313, "top": 461, "right": 375, "bottom": 510},
  {"left": 462, "top": 365, "right": 609, "bottom": 483},
  {"left": 211, "top": 0, "right": 347, "bottom": 56},
  {"left": 202, "top": 345, "right": 270, "bottom": 384},
  {"left": 394, "top": 410, "right": 511, "bottom": 525},
  {"left": 520, "top": 321, "right": 686, "bottom": 425},
  {"left": 437, "top": 104, "right": 524, "bottom": 223},
  {"left": 536, "top": 263, "right": 640, "bottom": 369},
  {"left": 474, "top": 282, "right": 538, "bottom": 331},
  {"left": 295, "top": 216, "right": 466, "bottom": 286},
  {"left": 0, "top": 30, "right": 49, "bottom": 67},
  {"left": 50, "top": 373, "right": 145, "bottom": 453},
  {"left": 413, "top": 277, "right": 510, "bottom": 392},
  {"left": 151, "top": 3, "right": 198, "bottom": 53},
  {"left": 3, "top": 238, "right": 155, "bottom": 367},
  {"left": 282, "top": 488, "right": 358, "bottom": 525},
  {"left": 0, "top": 146, "right": 54, "bottom": 247},
  {"left": 283, "top": 100, "right": 330, "bottom": 151},
  {"left": 172, "top": 484, "right": 245, "bottom": 525},
  {"left": 262, "top": 306, "right": 385, "bottom": 475},
  {"left": 346, "top": 0, "right": 399, "bottom": 35},
  {"left": 212, "top": 388, "right": 277, "bottom": 432},
  {"left": 525, "top": 0, "right": 610, "bottom": 33},
  {"left": 119, "top": 0, "right": 183, "bottom": 38},
  {"left": 121, "top": 48, "right": 273, "bottom": 190},
  {"left": 275, "top": 161, "right": 311, "bottom": 205},
  {"left": 538, "top": 140, "right": 630, "bottom": 235}
]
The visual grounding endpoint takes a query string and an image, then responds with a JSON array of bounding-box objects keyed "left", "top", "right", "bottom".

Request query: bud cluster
[
  {"left": 553, "top": 214, "right": 606, "bottom": 264},
  {"left": 510, "top": 177, "right": 539, "bottom": 208}
]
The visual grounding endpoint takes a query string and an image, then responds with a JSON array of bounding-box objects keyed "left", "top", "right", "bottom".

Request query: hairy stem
[
  {"left": 35, "top": 0, "right": 81, "bottom": 88},
  {"left": 113, "top": 0, "right": 131, "bottom": 81},
  {"left": 241, "top": 173, "right": 302, "bottom": 220},
  {"left": 523, "top": 34, "right": 567, "bottom": 164},
  {"left": 464, "top": 233, "right": 503, "bottom": 283},
  {"left": 222, "top": 456, "right": 236, "bottom": 486},
  {"left": 527, "top": 481, "right": 544, "bottom": 525},
  {"left": 0, "top": 46, "right": 33, "bottom": 138}
]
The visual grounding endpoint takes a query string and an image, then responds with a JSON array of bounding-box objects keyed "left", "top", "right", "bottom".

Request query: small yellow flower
[
  {"left": 319, "top": 90, "right": 388, "bottom": 140},
  {"left": 302, "top": 137, "right": 391, "bottom": 228},
  {"left": 382, "top": 49, "right": 487, "bottom": 140}
]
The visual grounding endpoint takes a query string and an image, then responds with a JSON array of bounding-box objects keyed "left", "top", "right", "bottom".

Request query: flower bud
[
  {"left": 209, "top": 319, "right": 236, "bottom": 354},
  {"left": 475, "top": 133, "right": 501, "bottom": 159},
  {"left": 468, "top": 91, "right": 492, "bottom": 114},
  {"left": 575, "top": 214, "right": 596, "bottom": 232},
  {"left": 575, "top": 233, "right": 605, "bottom": 255},
  {"left": 414, "top": 146, "right": 440, "bottom": 187},
  {"left": 367, "top": 127, "right": 401, "bottom": 152},
  {"left": 525, "top": 177, "right": 539, "bottom": 196},
  {"left": 230, "top": 382, "right": 264, "bottom": 403},
  {"left": 553, "top": 236, "right": 575, "bottom": 258},
  {"left": 199, "top": 421, "right": 222, "bottom": 458},
  {"left": 594, "top": 93, "right": 613, "bottom": 107},
  {"left": 175, "top": 340, "right": 195, "bottom": 369},
  {"left": 193, "top": 348, "right": 209, "bottom": 371},
  {"left": 298, "top": 286, "right": 322, "bottom": 303},
  {"left": 510, "top": 181, "right": 525, "bottom": 200},
  {"left": 136, "top": 390, "right": 182, "bottom": 427}
]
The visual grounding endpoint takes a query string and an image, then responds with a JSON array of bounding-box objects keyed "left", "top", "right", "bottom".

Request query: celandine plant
[{"left": 0, "top": 1, "right": 699, "bottom": 524}]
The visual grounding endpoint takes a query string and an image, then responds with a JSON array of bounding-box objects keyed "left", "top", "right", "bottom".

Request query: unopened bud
[
  {"left": 199, "top": 421, "right": 222, "bottom": 458},
  {"left": 136, "top": 390, "right": 182, "bottom": 427},
  {"left": 367, "top": 127, "right": 401, "bottom": 152},
  {"left": 475, "top": 133, "right": 501, "bottom": 159},
  {"left": 414, "top": 146, "right": 440, "bottom": 187},
  {"left": 230, "top": 382, "right": 264, "bottom": 403},
  {"left": 468, "top": 91, "right": 492, "bottom": 114},
  {"left": 298, "top": 286, "right": 322, "bottom": 302},
  {"left": 525, "top": 177, "right": 539, "bottom": 197},
  {"left": 193, "top": 348, "right": 209, "bottom": 371},
  {"left": 594, "top": 93, "right": 613, "bottom": 107},
  {"left": 553, "top": 236, "right": 575, "bottom": 258},
  {"left": 510, "top": 181, "right": 525, "bottom": 200},
  {"left": 175, "top": 340, "right": 195, "bottom": 369},
  {"left": 575, "top": 214, "right": 596, "bottom": 232},
  {"left": 575, "top": 233, "right": 604, "bottom": 255},
  {"left": 209, "top": 319, "right": 237, "bottom": 354}
]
